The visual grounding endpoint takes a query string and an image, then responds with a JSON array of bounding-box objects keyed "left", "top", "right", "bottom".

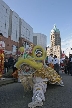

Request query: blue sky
[{"left": 3, "top": 0, "right": 72, "bottom": 45}]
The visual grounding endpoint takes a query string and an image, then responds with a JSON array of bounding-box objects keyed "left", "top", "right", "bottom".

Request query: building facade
[
  {"left": 33, "top": 33, "right": 47, "bottom": 49},
  {"left": 19, "top": 18, "right": 33, "bottom": 43},
  {"left": 50, "top": 25, "right": 61, "bottom": 47},
  {"left": 46, "top": 46, "right": 51, "bottom": 56},
  {"left": 53, "top": 45, "right": 61, "bottom": 58},
  {"left": 10, "top": 11, "right": 20, "bottom": 42},
  {"left": 47, "top": 25, "right": 61, "bottom": 59},
  {"left": 2, "top": 35, "right": 18, "bottom": 54},
  {"left": 0, "top": 0, "right": 33, "bottom": 53},
  {"left": 0, "top": 0, "right": 10, "bottom": 38}
]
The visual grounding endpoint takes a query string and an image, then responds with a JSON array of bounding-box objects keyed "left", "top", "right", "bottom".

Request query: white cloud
[
  {"left": 61, "top": 37, "right": 72, "bottom": 56},
  {"left": 62, "top": 39, "right": 72, "bottom": 49},
  {"left": 47, "top": 36, "right": 72, "bottom": 57},
  {"left": 47, "top": 44, "right": 50, "bottom": 47}
]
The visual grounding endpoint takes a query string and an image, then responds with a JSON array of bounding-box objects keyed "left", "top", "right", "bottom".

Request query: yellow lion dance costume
[{"left": 14, "top": 45, "right": 64, "bottom": 108}]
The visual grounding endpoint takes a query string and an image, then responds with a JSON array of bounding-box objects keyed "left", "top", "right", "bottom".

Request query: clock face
[{"left": 20, "top": 63, "right": 36, "bottom": 75}]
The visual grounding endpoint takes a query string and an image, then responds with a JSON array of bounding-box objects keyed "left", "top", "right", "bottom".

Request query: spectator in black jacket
[
  {"left": 63, "top": 56, "right": 68, "bottom": 74},
  {"left": 69, "top": 54, "right": 72, "bottom": 76},
  {"left": 13, "top": 58, "right": 18, "bottom": 72},
  {"left": 67, "top": 59, "right": 70, "bottom": 75},
  {"left": 8, "top": 54, "right": 14, "bottom": 69}
]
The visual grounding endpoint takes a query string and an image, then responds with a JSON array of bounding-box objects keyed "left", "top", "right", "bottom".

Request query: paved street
[{"left": 0, "top": 73, "right": 72, "bottom": 108}]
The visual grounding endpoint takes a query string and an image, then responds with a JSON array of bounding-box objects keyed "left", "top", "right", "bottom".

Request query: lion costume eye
[{"left": 32, "top": 45, "right": 46, "bottom": 60}]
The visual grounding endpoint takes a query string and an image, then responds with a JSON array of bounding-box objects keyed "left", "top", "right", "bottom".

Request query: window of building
[
  {"left": 6, "top": 9, "right": 7, "bottom": 13},
  {"left": 26, "top": 28, "right": 27, "bottom": 35},
  {"left": 29, "top": 31, "right": 30, "bottom": 37},
  {"left": 52, "top": 42, "right": 53, "bottom": 46},
  {"left": 51, "top": 35, "right": 52, "bottom": 40},
  {"left": 15, "top": 16, "right": 17, "bottom": 18},
  {"left": 5, "top": 22, "right": 6, "bottom": 29},
  {"left": 16, "top": 30, "right": 17, "bottom": 40},
  {"left": 7, "top": 44, "right": 9, "bottom": 46},
  {"left": 55, "top": 34, "right": 57, "bottom": 37}
]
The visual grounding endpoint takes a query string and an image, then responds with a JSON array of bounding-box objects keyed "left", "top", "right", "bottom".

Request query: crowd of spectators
[{"left": 4, "top": 54, "right": 17, "bottom": 74}]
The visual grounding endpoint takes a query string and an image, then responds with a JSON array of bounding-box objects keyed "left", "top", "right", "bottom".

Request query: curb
[{"left": 0, "top": 78, "right": 18, "bottom": 86}]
